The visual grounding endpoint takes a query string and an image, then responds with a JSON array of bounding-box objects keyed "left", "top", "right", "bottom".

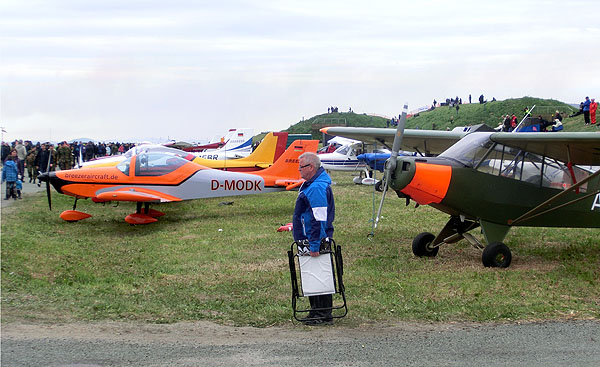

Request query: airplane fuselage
[{"left": 391, "top": 156, "right": 600, "bottom": 229}]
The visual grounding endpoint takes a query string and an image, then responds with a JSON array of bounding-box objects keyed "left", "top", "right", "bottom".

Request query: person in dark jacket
[
  {"left": 34, "top": 144, "right": 52, "bottom": 186},
  {"left": 293, "top": 152, "right": 335, "bottom": 325}
]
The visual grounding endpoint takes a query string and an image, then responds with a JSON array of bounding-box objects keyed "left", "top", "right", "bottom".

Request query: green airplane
[{"left": 321, "top": 106, "right": 600, "bottom": 268}]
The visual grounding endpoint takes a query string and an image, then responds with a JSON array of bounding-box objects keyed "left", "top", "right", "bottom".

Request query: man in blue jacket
[
  {"left": 583, "top": 96, "right": 591, "bottom": 125},
  {"left": 293, "top": 152, "right": 335, "bottom": 325}
]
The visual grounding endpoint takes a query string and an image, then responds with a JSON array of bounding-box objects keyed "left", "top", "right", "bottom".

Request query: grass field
[{"left": 2, "top": 171, "right": 599, "bottom": 326}]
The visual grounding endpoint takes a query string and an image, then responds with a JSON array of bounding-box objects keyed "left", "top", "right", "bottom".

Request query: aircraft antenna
[{"left": 373, "top": 104, "right": 408, "bottom": 230}]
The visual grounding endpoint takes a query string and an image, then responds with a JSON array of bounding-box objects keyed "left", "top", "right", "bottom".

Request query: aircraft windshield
[
  {"left": 134, "top": 153, "right": 188, "bottom": 176},
  {"left": 439, "top": 132, "right": 494, "bottom": 167},
  {"left": 116, "top": 157, "right": 131, "bottom": 175}
]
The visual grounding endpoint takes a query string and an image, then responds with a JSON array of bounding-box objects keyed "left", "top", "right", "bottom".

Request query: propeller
[
  {"left": 374, "top": 104, "right": 408, "bottom": 229},
  {"left": 37, "top": 172, "right": 52, "bottom": 210}
]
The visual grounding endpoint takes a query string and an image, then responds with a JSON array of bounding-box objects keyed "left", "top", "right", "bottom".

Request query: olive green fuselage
[{"left": 391, "top": 156, "right": 600, "bottom": 228}]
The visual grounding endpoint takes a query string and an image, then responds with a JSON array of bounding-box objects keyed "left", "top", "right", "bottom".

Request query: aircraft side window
[
  {"left": 135, "top": 153, "right": 186, "bottom": 176},
  {"left": 337, "top": 146, "right": 350, "bottom": 155},
  {"left": 542, "top": 158, "right": 589, "bottom": 192},
  {"left": 116, "top": 158, "right": 131, "bottom": 176}
]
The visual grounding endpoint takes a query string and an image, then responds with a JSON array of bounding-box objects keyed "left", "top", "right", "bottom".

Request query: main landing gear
[{"left": 411, "top": 216, "right": 512, "bottom": 268}]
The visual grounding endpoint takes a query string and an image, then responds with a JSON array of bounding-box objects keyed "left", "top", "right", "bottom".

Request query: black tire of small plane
[
  {"left": 412, "top": 232, "right": 439, "bottom": 257},
  {"left": 482, "top": 242, "right": 512, "bottom": 268},
  {"left": 375, "top": 180, "right": 384, "bottom": 192}
]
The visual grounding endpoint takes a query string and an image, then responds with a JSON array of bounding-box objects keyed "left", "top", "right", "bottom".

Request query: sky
[{"left": 1, "top": 0, "right": 599, "bottom": 144}]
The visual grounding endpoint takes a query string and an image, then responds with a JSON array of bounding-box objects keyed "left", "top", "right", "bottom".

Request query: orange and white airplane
[
  {"left": 81, "top": 132, "right": 288, "bottom": 172},
  {"left": 38, "top": 140, "right": 318, "bottom": 224}
]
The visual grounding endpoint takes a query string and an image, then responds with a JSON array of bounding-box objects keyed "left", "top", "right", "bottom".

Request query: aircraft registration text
[
  {"left": 211, "top": 179, "right": 262, "bottom": 191},
  {"left": 592, "top": 193, "right": 600, "bottom": 211}
]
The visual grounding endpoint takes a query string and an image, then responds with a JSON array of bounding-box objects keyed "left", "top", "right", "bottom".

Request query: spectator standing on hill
[
  {"left": 590, "top": 98, "right": 597, "bottom": 125},
  {"left": 479, "top": 94, "right": 484, "bottom": 104},
  {"left": 583, "top": 96, "right": 591, "bottom": 125},
  {"left": 469, "top": 94, "right": 472, "bottom": 104}
]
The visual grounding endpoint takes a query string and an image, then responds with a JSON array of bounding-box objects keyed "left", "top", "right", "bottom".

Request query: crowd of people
[{"left": 1, "top": 140, "right": 134, "bottom": 200}]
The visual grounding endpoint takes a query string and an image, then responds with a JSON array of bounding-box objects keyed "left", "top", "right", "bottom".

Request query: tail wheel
[
  {"left": 412, "top": 232, "right": 439, "bottom": 257},
  {"left": 482, "top": 242, "right": 512, "bottom": 268}
]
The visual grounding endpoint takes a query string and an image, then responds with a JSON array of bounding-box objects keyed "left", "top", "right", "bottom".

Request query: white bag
[{"left": 299, "top": 254, "right": 336, "bottom": 296}]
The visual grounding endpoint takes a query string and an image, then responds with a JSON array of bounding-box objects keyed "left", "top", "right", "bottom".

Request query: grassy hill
[{"left": 285, "top": 97, "right": 596, "bottom": 139}]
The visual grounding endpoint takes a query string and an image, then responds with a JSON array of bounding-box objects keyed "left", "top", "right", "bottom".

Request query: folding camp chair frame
[{"left": 288, "top": 239, "right": 348, "bottom": 322}]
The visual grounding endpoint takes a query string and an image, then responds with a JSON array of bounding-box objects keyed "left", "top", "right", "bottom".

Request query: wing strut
[{"left": 508, "top": 169, "right": 600, "bottom": 225}]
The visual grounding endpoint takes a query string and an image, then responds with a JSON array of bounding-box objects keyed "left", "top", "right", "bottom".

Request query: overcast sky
[{"left": 1, "top": 0, "right": 599, "bottom": 143}]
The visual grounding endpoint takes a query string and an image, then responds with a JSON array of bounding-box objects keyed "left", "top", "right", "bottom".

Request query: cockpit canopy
[
  {"left": 439, "top": 132, "right": 593, "bottom": 192},
  {"left": 117, "top": 152, "right": 189, "bottom": 177}
]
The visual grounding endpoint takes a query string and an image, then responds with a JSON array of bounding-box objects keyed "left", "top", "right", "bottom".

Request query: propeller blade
[
  {"left": 374, "top": 104, "right": 408, "bottom": 229},
  {"left": 37, "top": 172, "right": 52, "bottom": 211},
  {"left": 46, "top": 180, "right": 52, "bottom": 211}
]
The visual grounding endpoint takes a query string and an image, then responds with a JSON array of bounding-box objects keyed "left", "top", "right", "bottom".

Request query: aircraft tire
[
  {"left": 375, "top": 180, "right": 385, "bottom": 192},
  {"left": 482, "top": 242, "right": 512, "bottom": 268},
  {"left": 412, "top": 232, "right": 439, "bottom": 257}
]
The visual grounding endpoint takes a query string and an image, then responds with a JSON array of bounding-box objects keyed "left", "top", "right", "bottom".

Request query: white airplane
[
  {"left": 319, "top": 138, "right": 389, "bottom": 184},
  {"left": 193, "top": 128, "right": 254, "bottom": 160}
]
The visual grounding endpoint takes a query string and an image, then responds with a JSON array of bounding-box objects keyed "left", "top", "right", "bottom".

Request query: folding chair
[{"left": 288, "top": 238, "right": 347, "bottom": 322}]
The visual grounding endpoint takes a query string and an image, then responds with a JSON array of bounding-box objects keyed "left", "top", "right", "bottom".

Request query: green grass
[{"left": 2, "top": 171, "right": 599, "bottom": 326}]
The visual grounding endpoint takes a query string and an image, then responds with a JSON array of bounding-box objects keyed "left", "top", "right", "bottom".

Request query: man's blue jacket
[{"left": 293, "top": 167, "right": 335, "bottom": 252}]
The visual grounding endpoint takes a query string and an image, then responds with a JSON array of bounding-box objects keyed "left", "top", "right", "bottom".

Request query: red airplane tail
[{"left": 255, "top": 140, "right": 319, "bottom": 186}]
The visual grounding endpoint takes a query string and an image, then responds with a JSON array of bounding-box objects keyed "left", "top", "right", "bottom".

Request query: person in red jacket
[{"left": 590, "top": 98, "right": 597, "bottom": 125}]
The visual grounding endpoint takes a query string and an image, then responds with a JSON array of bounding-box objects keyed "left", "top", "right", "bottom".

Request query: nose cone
[
  {"left": 37, "top": 172, "right": 50, "bottom": 182},
  {"left": 389, "top": 157, "right": 452, "bottom": 206},
  {"left": 388, "top": 157, "right": 416, "bottom": 192}
]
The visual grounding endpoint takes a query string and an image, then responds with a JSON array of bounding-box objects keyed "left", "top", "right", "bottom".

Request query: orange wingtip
[
  {"left": 60, "top": 210, "right": 92, "bottom": 222},
  {"left": 125, "top": 213, "right": 159, "bottom": 225},
  {"left": 319, "top": 127, "right": 329, "bottom": 133}
]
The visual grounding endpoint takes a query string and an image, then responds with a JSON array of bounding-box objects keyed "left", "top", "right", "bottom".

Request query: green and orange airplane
[{"left": 321, "top": 105, "right": 600, "bottom": 267}]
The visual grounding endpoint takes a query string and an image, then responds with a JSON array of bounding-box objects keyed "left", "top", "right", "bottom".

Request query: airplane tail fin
[
  {"left": 220, "top": 127, "right": 254, "bottom": 154},
  {"left": 255, "top": 140, "right": 319, "bottom": 185},
  {"left": 234, "top": 131, "right": 288, "bottom": 165}
]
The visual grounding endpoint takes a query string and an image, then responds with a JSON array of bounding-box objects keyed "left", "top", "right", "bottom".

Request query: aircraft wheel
[
  {"left": 375, "top": 180, "right": 385, "bottom": 192},
  {"left": 482, "top": 242, "right": 512, "bottom": 268},
  {"left": 412, "top": 232, "right": 439, "bottom": 257}
]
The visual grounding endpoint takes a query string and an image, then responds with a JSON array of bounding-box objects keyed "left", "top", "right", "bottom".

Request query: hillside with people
[{"left": 285, "top": 97, "right": 596, "bottom": 139}]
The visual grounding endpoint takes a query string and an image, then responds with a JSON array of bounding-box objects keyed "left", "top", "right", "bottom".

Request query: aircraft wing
[
  {"left": 490, "top": 132, "right": 600, "bottom": 166},
  {"left": 321, "top": 127, "right": 465, "bottom": 155},
  {"left": 96, "top": 188, "right": 182, "bottom": 203}
]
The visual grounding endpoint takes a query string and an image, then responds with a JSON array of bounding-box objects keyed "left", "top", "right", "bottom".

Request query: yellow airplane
[
  {"left": 80, "top": 132, "right": 289, "bottom": 172},
  {"left": 190, "top": 131, "right": 288, "bottom": 171}
]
